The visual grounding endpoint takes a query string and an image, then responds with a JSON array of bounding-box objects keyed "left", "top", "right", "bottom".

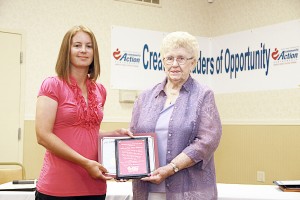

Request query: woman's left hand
[{"left": 140, "top": 165, "right": 173, "bottom": 184}]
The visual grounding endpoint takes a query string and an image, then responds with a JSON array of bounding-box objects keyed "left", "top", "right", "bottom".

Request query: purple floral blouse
[{"left": 130, "top": 76, "right": 222, "bottom": 200}]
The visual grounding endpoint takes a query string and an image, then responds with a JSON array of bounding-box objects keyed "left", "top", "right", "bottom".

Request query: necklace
[{"left": 165, "top": 89, "right": 179, "bottom": 105}]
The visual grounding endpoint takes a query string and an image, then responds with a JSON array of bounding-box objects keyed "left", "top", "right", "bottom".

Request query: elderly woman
[{"left": 130, "top": 31, "right": 222, "bottom": 200}]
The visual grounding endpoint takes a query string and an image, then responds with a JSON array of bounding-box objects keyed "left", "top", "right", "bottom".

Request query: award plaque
[
  {"left": 115, "top": 137, "right": 150, "bottom": 179},
  {"left": 98, "top": 133, "right": 159, "bottom": 179}
]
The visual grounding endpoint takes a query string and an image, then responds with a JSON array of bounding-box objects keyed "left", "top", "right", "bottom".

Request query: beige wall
[
  {"left": 215, "top": 125, "right": 300, "bottom": 184},
  {"left": 209, "top": 0, "right": 300, "bottom": 36},
  {"left": 1, "top": 0, "right": 300, "bottom": 184}
]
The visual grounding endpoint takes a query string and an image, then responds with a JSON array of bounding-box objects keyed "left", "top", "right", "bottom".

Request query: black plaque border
[{"left": 115, "top": 137, "right": 150, "bottom": 179}]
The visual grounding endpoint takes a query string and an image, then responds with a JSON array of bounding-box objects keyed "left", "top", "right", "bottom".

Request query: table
[
  {"left": 0, "top": 181, "right": 132, "bottom": 200},
  {"left": 1, "top": 182, "right": 300, "bottom": 200},
  {"left": 217, "top": 183, "right": 300, "bottom": 200},
  {"left": 106, "top": 181, "right": 132, "bottom": 200}
]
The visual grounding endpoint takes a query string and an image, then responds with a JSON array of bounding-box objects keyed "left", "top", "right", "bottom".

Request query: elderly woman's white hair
[{"left": 160, "top": 31, "right": 200, "bottom": 65}]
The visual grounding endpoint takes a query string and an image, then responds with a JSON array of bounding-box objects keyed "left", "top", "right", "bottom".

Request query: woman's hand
[
  {"left": 83, "top": 159, "right": 113, "bottom": 180},
  {"left": 114, "top": 178, "right": 129, "bottom": 182},
  {"left": 114, "top": 128, "right": 134, "bottom": 137},
  {"left": 100, "top": 128, "right": 134, "bottom": 138},
  {"left": 140, "top": 164, "right": 174, "bottom": 184}
]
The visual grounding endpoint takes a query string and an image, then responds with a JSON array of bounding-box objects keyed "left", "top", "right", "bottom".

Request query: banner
[
  {"left": 111, "top": 26, "right": 210, "bottom": 90},
  {"left": 111, "top": 26, "right": 165, "bottom": 90},
  {"left": 210, "top": 19, "right": 300, "bottom": 93},
  {"left": 111, "top": 20, "right": 299, "bottom": 93}
]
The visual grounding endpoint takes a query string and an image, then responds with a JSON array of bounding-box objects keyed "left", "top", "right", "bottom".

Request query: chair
[{"left": 0, "top": 162, "right": 26, "bottom": 184}]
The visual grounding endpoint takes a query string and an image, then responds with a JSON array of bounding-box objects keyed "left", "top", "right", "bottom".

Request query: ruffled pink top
[{"left": 36, "top": 76, "right": 107, "bottom": 196}]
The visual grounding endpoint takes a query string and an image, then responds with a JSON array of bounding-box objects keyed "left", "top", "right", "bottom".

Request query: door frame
[{"left": 0, "top": 28, "right": 25, "bottom": 164}]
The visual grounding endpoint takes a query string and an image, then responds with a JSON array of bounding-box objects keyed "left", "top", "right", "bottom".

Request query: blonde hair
[
  {"left": 55, "top": 25, "right": 101, "bottom": 82},
  {"left": 160, "top": 31, "right": 199, "bottom": 65}
]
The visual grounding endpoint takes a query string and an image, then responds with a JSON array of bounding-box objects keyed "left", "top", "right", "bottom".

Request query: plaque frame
[
  {"left": 98, "top": 133, "right": 159, "bottom": 179},
  {"left": 115, "top": 137, "right": 150, "bottom": 179}
]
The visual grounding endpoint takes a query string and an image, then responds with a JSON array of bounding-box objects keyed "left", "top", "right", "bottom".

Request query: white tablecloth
[
  {"left": 217, "top": 183, "right": 300, "bottom": 200},
  {"left": 0, "top": 191, "right": 32, "bottom": 200},
  {"left": 1, "top": 182, "right": 300, "bottom": 200},
  {"left": 106, "top": 181, "right": 132, "bottom": 200}
]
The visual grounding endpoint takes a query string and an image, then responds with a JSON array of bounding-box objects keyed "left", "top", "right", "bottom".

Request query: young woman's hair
[
  {"left": 160, "top": 31, "right": 200, "bottom": 65},
  {"left": 55, "top": 25, "right": 101, "bottom": 82}
]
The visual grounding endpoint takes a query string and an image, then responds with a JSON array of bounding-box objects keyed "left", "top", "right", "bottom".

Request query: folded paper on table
[
  {"left": 273, "top": 180, "right": 300, "bottom": 192},
  {"left": 98, "top": 133, "right": 159, "bottom": 179}
]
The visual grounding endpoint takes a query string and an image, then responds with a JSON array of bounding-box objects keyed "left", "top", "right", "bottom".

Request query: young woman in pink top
[{"left": 35, "top": 25, "right": 132, "bottom": 200}]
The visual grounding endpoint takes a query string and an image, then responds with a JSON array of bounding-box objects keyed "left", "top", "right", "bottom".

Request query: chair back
[{"left": 0, "top": 162, "right": 25, "bottom": 184}]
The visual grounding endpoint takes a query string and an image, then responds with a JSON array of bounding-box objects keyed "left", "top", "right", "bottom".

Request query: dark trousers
[{"left": 35, "top": 191, "right": 106, "bottom": 200}]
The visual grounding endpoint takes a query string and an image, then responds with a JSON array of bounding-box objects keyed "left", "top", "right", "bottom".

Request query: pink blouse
[{"left": 36, "top": 76, "right": 107, "bottom": 196}]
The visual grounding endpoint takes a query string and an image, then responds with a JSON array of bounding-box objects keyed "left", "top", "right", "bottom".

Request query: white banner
[
  {"left": 111, "top": 26, "right": 211, "bottom": 90},
  {"left": 111, "top": 26, "right": 165, "bottom": 90},
  {"left": 111, "top": 20, "right": 299, "bottom": 93},
  {"left": 209, "top": 19, "right": 300, "bottom": 93}
]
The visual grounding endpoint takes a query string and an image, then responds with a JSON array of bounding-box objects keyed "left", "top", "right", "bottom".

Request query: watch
[{"left": 170, "top": 162, "right": 179, "bottom": 173}]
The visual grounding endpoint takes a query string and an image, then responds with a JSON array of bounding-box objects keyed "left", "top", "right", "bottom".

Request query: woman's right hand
[
  {"left": 83, "top": 159, "right": 113, "bottom": 180},
  {"left": 141, "top": 164, "right": 173, "bottom": 184}
]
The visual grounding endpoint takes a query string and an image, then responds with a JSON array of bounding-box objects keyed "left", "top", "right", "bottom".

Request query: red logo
[
  {"left": 113, "top": 48, "right": 121, "bottom": 60},
  {"left": 271, "top": 48, "right": 279, "bottom": 60}
]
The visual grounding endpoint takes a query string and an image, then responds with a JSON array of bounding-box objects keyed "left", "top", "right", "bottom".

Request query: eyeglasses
[{"left": 163, "top": 56, "right": 193, "bottom": 66}]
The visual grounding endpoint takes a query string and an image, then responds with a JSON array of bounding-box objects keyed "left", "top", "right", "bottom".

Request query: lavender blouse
[{"left": 130, "top": 76, "right": 222, "bottom": 200}]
